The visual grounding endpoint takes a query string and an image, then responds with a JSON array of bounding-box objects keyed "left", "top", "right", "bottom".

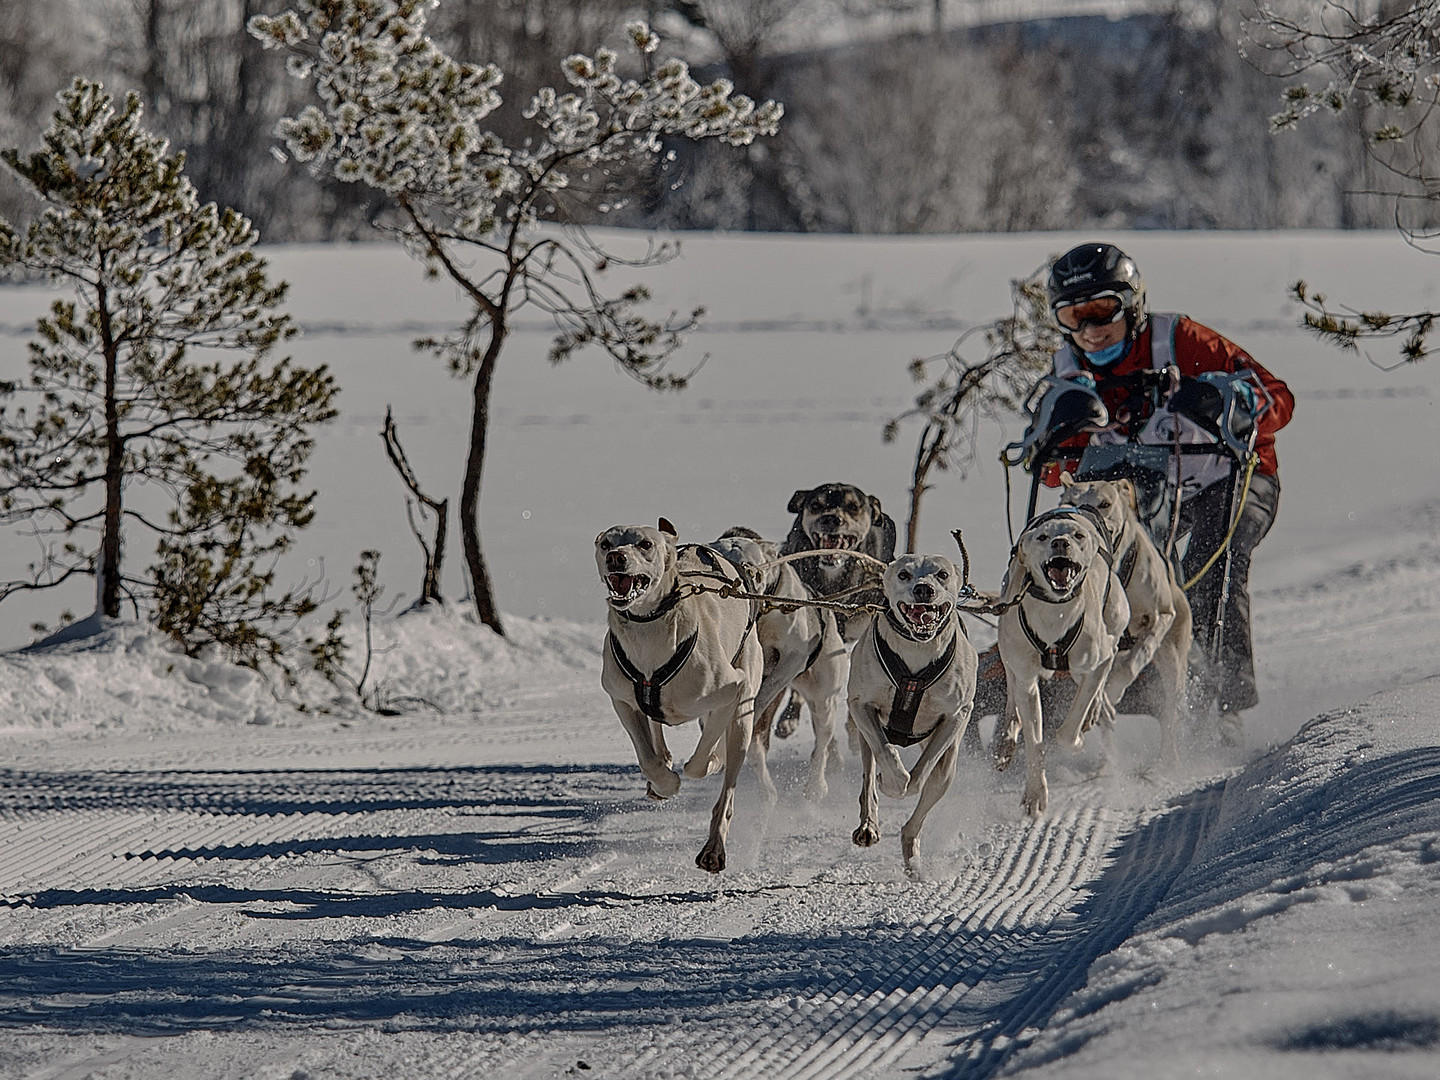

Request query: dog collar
[
  {"left": 615, "top": 584, "right": 684, "bottom": 623},
  {"left": 873, "top": 624, "right": 958, "bottom": 745},
  {"left": 1024, "top": 573, "right": 1084, "bottom": 605}
]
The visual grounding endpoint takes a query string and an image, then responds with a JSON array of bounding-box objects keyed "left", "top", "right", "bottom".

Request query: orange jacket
[{"left": 1042, "top": 315, "right": 1294, "bottom": 486}]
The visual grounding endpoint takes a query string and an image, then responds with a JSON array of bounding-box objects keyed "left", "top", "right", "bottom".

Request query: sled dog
[
  {"left": 780, "top": 482, "right": 897, "bottom": 643},
  {"left": 995, "top": 507, "right": 1129, "bottom": 816},
  {"left": 1059, "top": 476, "right": 1191, "bottom": 764},
  {"left": 709, "top": 528, "right": 847, "bottom": 801},
  {"left": 596, "top": 519, "right": 763, "bottom": 873},
  {"left": 847, "top": 554, "right": 978, "bottom": 874}
]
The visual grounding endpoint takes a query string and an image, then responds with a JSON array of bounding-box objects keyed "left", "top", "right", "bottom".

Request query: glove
[
  {"left": 1197, "top": 371, "right": 1259, "bottom": 415},
  {"left": 1232, "top": 378, "right": 1258, "bottom": 415},
  {"left": 1069, "top": 372, "right": 1096, "bottom": 390}
]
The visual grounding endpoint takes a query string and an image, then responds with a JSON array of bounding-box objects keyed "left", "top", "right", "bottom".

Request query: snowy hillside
[{"left": 0, "top": 230, "right": 1438, "bottom": 1077}]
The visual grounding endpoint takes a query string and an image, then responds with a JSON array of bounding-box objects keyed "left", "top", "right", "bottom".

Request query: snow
[{"left": 0, "top": 229, "right": 1438, "bottom": 1077}]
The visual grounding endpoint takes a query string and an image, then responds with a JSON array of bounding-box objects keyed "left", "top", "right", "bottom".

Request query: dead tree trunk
[{"left": 381, "top": 406, "right": 447, "bottom": 606}]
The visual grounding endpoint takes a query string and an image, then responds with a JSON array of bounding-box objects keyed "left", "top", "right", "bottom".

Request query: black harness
[
  {"left": 872, "top": 621, "right": 960, "bottom": 747},
  {"left": 1113, "top": 536, "right": 1140, "bottom": 653},
  {"left": 607, "top": 629, "right": 699, "bottom": 721}
]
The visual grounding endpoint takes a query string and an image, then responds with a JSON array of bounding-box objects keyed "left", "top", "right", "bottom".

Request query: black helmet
[{"left": 1047, "top": 243, "right": 1147, "bottom": 338}]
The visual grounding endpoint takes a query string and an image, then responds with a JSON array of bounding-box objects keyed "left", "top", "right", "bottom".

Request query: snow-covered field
[{"left": 0, "top": 230, "right": 1439, "bottom": 1078}]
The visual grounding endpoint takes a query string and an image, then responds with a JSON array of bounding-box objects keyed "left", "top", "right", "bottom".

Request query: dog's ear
[
  {"left": 1059, "top": 470, "right": 1076, "bottom": 489},
  {"left": 657, "top": 517, "right": 678, "bottom": 538},
  {"left": 787, "top": 489, "right": 811, "bottom": 514},
  {"left": 1117, "top": 479, "right": 1138, "bottom": 513}
]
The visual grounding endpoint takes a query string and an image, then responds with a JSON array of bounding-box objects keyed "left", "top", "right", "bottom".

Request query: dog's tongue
[
  {"left": 607, "top": 573, "right": 639, "bottom": 599},
  {"left": 1045, "top": 561, "right": 1079, "bottom": 592},
  {"left": 901, "top": 602, "right": 949, "bottom": 636}
]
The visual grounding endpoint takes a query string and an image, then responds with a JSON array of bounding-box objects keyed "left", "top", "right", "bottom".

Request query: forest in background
[{"left": 0, "top": 0, "right": 1405, "bottom": 242}]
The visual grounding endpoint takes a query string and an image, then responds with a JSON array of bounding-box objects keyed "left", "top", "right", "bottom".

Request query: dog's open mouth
[
  {"left": 1042, "top": 557, "right": 1083, "bottom": 595},
  {"left": 814, "top": 531, "right": 858, "bottom": 567},
  {"left": 605, "top": 573, "right": 650, "bottom": 606},
  {"left": 898, "top": 601, "right": 952, "bottom": 638}
]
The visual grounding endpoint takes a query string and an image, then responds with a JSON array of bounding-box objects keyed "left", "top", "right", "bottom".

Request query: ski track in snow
[{"left": 0, "top": 547, "right": 1435, "bottom": 1078}]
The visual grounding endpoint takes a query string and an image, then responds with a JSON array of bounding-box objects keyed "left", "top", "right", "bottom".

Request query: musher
[{"left": 1039, "top": 241, "right": 1294, "bottom": 744}]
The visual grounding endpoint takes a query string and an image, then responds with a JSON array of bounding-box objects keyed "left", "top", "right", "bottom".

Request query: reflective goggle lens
[{"left": 1055, "top": 296, "right": 1124, "bottom": 331}]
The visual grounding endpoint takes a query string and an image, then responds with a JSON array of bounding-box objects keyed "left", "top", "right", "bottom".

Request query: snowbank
[{"left": 0, "top": 605, "right": 604, "bottom": 735}]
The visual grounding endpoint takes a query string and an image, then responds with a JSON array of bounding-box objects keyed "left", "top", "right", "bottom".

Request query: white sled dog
[
  {"left": 708, "top": 528, "right": 847, "bottom": 802},
  {"left": 995, "top": 507, "right": 1129, "bottom": 816},
  {"left": 596, "top": 519, "right": 763, "bottom": 873},
  {"left": 847, "top": 554, "right": 978, "bottom": 874},
  {"left": 1059, "top": 476, "right": 1191, "bottom": 764}
]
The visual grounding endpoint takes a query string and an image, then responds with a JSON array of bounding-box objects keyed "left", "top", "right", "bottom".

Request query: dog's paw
[
  {"left": 992, "top": 730, "right": 1018, "bottom": 772},
  {"left": 878, "top": 750, "right": 910, "bottom": 799},
  {"left": 852, "top": 822, "right": 881, "bottom": 847},
  {"left": 683, "top": 751, "right": 722, "bottom": 780},
  {"left": 775, "top": 697, "right": 803, "bottom": 739},
  {"left": 646, "top": 770, "right": 681, "bottom": 800},
  {"left": 803, "top": 772, "right": 829, "bottom": 803},
  {"left": 1021, "top": 781, "right": 1049, "bottom": 817},
  {"left": 902, "top": 837, "right": 922, "bottom": 877},
  {"left": 695, "top": 841, "right": 726, "bottom": 874}
]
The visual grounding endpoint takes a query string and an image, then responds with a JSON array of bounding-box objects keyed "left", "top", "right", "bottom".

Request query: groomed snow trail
[{"left": 0, "top": 674, "right": 1226, "bottom": 1080}]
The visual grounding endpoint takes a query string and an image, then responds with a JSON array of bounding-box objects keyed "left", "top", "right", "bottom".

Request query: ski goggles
[{"left": 1054, "top": 293, "right": 1125, "bottom": 331}]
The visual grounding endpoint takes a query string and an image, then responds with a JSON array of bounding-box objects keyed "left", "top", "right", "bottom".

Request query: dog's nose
[
  {"left": 605, "top": 551, "right": 627, "bottom": 571},
  {"left": 912, "top": 582, "right": 935, "bottom": 603},
  {"left": 1051, "top": 538, "right": 1070, "bottom": 553}
]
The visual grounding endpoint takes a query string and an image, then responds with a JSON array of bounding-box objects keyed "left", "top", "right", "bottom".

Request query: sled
[{"left": 969, "top": 369, "right": 1261, "bottom": 743}]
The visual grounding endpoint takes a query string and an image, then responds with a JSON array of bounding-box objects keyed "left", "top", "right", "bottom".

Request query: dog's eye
[
  {"left": 897, "top": 570, "right": 911, "bottom": 581},
  {"left": 599, "top": 540, "right": 612, "bottom": 551},
  {"left": 638, "top": 539, "right": 653, "bottom": 551},
  {"left": 1098, "top": 500, "right": 1111, "bottom": 510},
  {"left": 937, "top": 570, "right": 949, "bottom": 580}
]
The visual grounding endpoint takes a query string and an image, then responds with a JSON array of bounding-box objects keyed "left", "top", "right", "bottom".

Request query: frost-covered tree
[
  {"left": 250, "top": 1, "right": 781, "bottom": 636},
  {"left": 0, "top": 79, "right": 339, "bottom": 663},
  {"left": 883, "top": 265, "right": 1057, "bottom": 551},
  {"left": 1251, "top": 0, "right": 1440, "bottom": 362}
]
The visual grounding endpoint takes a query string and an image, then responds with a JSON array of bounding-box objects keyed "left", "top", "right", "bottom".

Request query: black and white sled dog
[
  {"left": 846, "top": 554, "right": 978, "bottom": 875},
  {"left": 596, "top": 519, "right": 763, "bottom": 873},
  {"left": 780, "top": 482, "right": 897, "bottom": 643}
]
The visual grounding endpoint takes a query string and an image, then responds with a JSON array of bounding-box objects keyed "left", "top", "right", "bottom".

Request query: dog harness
[
  {"left": 1016, "top": 505, "right": 1116, "bottom": 673},
  {"left": 873, "top": 623, "right": 959, "bottom": 747},
  {"left": 607, "top": 630, "right": 698, "bottom": 721},
  {"left": 608, "top": 543, "right": 757, "bottom": 722},
  {"left": 1113, "top": 536, "right": 1140, "bottom": 653}
]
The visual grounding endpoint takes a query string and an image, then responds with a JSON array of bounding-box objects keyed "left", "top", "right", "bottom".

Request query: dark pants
[{"left": 1176, "top": 470, "right": 1280, "bottom": 714}]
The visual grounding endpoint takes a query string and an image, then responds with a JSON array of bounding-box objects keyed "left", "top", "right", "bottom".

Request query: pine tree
[
  {"left": 0, "top": 78, "right": 339, "bottom": 664},
  {"left": 250, "top": 2, "right": 781, "bottom": 636}
]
